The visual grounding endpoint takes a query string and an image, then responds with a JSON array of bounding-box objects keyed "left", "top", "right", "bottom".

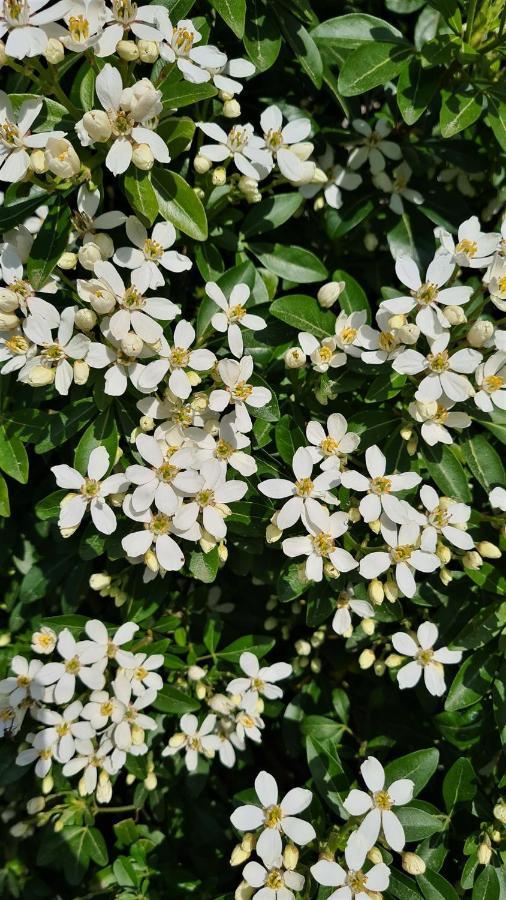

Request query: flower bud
[
  {"left": 443, "top": 305, "right": 467, "bottom": 325},
  {"left": 436, "top": 543, "right": 452, "bottom": 565},
  {"left": 131, "top": 724, "right": 144, "bottom": 745},
  {"left": 348, "top": 506, "right": 361, "bottom": 523},
  {"left": 73, "top": 359, "right": 89, "bottom": 385},
  {"left": 407, "top": 437, "right": 418, "bottom": 456},
  {"left": 491, "top": 829, "right": 501, "bottom": 842},
  {"left": 476, "top": 540, "right": 501, "bottom": 559},
  {"left": 144, "top": 548, "right": 159, "bottom": 572},
  {"left": 389, "top": 314, "right": 407, "bottom": 329},
  {"left": 83, "top": 110, "right": 113, "bottom": 143},
  {"left": 312, "top": 166, "right": 328, "bottom": 185},
  {"left": 132, "top": 143, "right": 154, "bottom": 171},
  {"left": 235, "top": 881, "right": 254, "bottom": 900},
  {"left": 415, "top": 398, "right": 438, "bottom": 419},
  {"left": 41, "top": 774, "right": 53, "bottom": 795},
  {"left": 231, "top": 844, "right": 250, "bottom": 866},
  {"left": 368, "top": 579, "right": 384, "bottom": 605},
  {"left": 477, "top": 842, "right": 492, "bottom": 865},
  {"left": 0, "top": 40, "right": 7, "bottom": 66},
  {"left": 195, "top": 682, "right": 206, "bottom": 700},
  {"left": 367, "top": 847, "right": 383, "bottom": 864},
  {"left": 284, "top": 347, "right": 306, "bottom": 368},
  {"left": 79, "top": 242, "right": 102, "bottom": 271},
  {"left": 117, "top": 40, "right": 139, "bottom": 60},
  {"left": 266, "top": 523, "right": 282, "bottom": 543},
  {"left": 75, "top": 308, "right": 97, "bottom": 331},
  {"left": 27, "top": 796, "right": 46, "bottom": 815},
  {"left": 402, "top": 852, "right": 426, "bottom": 875},
  {"left": 126, "top": 773, "right": 136, "bottom": 785},
  {"left": 362, "top": 618, "right": 375, "bottom": 636},
  {"left": 89, "top": 572, "right": 111, "bottom": 590},
  {"left": 359, "top": 648, "right": 375, "bottom": 669},
  {"left": 30, "top": 148, "right": 48, "bottom": 174},
  {"left": 96, "top": 771, "right": 112, "bottom": 804},
  {"left": 295, "top": 639, "right": 311, "bottom": 657},
  {"left": 27, "top": 365, "right": 55, "bottom": 387},
  {"left": 323, "top": 561, "right": 340, "bottom": 578},
  {"left": 45, "top": 137, "right": 80, "bottom": 178},
  {"left": 467, "top": 319, "right": 494, "bottom": 347},
  {"left": 138, "top": 40, "right": 159, "bottom": 63},
  {"left": 283, "top": 843, "right": 299, "bottom": 870},
  {"left": 400, "top": 425, "right": 413, "bottom": 441},
  {"left": 90, "top": 290, "right": 115, "bottom": 315},
  {"left": 194, "top": 154, "right": 212, "bottom": 174},
  {"left": 212, "top": 166, "right": 227, "bottom": 186},
  {"left": 439, "top": 567, "right": 453, "bottom": 585},
  {"left": 238, "top": 175, "right": 258, "bottom": 195},
  {"left": 44, "top": 37, "right": 64, "bottom": 64},
  {"left": 188, "top": 665, "right": 206, "bottom": 681},
  {"left": 139, "top": 415, "right": 154, "bottom": 432},
  {"left": 374, "top": 660, "right": 385, "bottom": 676},
  {"left": 144, "top": 771, "right": 157, "bottom": 790},
  {"left": 92, "top": 232, "right": 115, "bottom": 259},
  {"left": 463, "top": 550, "right": 483, "bottom": 570},
  {"left": 223, "top": 99, "right": 241, "bottom": 118},
  {"left": 385, "top": 653, "right": 404, "bottom": 668},
  {"left": 56, "top": 251, "right": 77, "bottom": 271},
  {"left": 264, "top": 616, "right": 277, "bottom": 631},
  {"left": 369, "top": 518, "right": 381, "bottom": 534},
  {"left": 121, "top": 332, "right": 144, "bottom": 357},
  {"left": 317, "top": 281, "right": 345, "bottom": 308},
  {"left": 397, "top": 323, "right": 420, "bottom": 345},
  {"left": 384, "top": 579, "right": 399, "bottom": 602},
  {"left": 218, "top": 89, "right": 234, "bottom": 102},
  {"left": 364, "top": 232, "right": 379, "bottom": 252},
  {"left": 493, "top": 801, "right": 506, "bottom": 823},
  {"left": 241, "top": 833, "right": 256, "bottom": 853}
]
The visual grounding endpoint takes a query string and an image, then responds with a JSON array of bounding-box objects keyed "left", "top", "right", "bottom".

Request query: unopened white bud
[
  {"left": 437, "top": 543, "right": 452, "bottom": 565},
  {"left": 368, "top": 579, "right": 384, "bottom": 605},
  {"left": 83, "top": 110, "right": 113, "bottom": 143},
  {"left": 27, "top": 796, "right": 46, "bottom": 815},
  {"left": 132, "top": 143, "right": 154, "bottom": 171},
  {"left": 266, "top": 523, "right": 282, "bottom": 543},
  {"left": 138, "top": 40, "right": 159, "bottom": 62},
  {"left": 359, "top": 648, "right": 375, "bottom": 670},
  {"left": 397, "top": 323, "right": 419, "bottom": 344},
  {"left": 385, "top": 653, "right": 404, "bottom": 668},
  {"left": 283, "top": 843, "right": 299, "bottom": 870},
  {"left": 121, "top": 332, "right": 144, "bottom": 357},
  {"left": 75, "top": 308, "right": 97, "bottom": 331},
  {"left": 231, "top": 845, "right": 251, "bottom": 866},
  {"left": 477, "top": 842, "right": 492, "bottom": 865},
  {"left": 467, "top": 319, "right": 494, "bottom": 347},
  {"left": 362, "top": 618, "right": 375, "bottom": 636},
  {"left": 367, "top": 847, "right": 383, "bottom": 864},
  {"left": 79, "top": 242, "right": 102, "bottom": 271},
  {"left": 477, "top": 540, "right": 501, "bottom": 559},
  {"left": 27, "top": 365, "right": 55, "bottom": 387},
  {"left": 374, "top": 660, "right": 385, "bottom": 676},
  {"left": 212, "top": 166, "right": 227, "bottom": 186},
  {"left": 218, "top": 89, "right": 234, "bottom": 102},
  {"left": 402, "top": 852, "right": 426, "bottom": 875},
  {"left": 73, "top": 359, "right": 89, "bottom": 385},
  {"left": 317, "top": 281, "right": 344, "bottom": 308},
  {"left": 30, "top": 148, "right": 48, "bottom": 174},
  {"left": 45, "top": 137, "right": 80, "bottom": 178},
  {"left": 295, "top": 639, "right": 311, "bottom": 657},
  {"left": 463, "top": 550, "right": 483, "bottom": 570},
  {"left": 89, "top": 573, "right": 111, "bottom": 590},
  {"left": 493, "top": 801, "right": 506, "bottom": 823},
  {"left": 144, "top": 771, "right": 157, "bottom": 790},
  {"left": 117, "top": 40, "right": 139, "bottom": 61},
  {"left": 310, "top": 657, "right": 322, "bottom": 674},
  {"left": 58, "top": 251, "right": 77, "bottom": 270},
  {"left": 238, "top": 175, "right": 258, "bottom": 195},
  {"left": 384, "top": 579, "right": 398, "bottom": 602},
  {"left": 369, "top": 518, "right": 381, "bottom": 534},
  {"left": 41, "top": 774, "right": 53, "bottom": 795},
  {"left": 139, "top": 415, "right": 154, "bottom": 432},
  {"left": 44, "top": 37, "right": 64, "bottom": 64},
  {"left": 194, "top": 154, "right": 212, "bottom": 174},
  {"left": 312, "top": 167, "right": 328, "bottom": 185},
  {"left": 188, "top": 665, "right": 206, "bottom": 681},
  {"left": 223, "top": 99, "right": 241, "bottom": 118},
  {"left": 443, "top": 305, "right": 467, "bottom": 325},
  {"left": 439, "top": 567, "right": 453, "bottom": 585},
  {"left": 284, "top": 347, "right": 306, "bottom": 368},
  {"left": 235, "top": 880, "right": 254, "bottom": 900},
  {"left": 195, "top": 682, "right": 206, "bottom": 700}
]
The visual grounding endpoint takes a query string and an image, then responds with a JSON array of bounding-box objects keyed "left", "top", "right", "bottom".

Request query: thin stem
[
  {"left": 93, "top": 803, "right": 137, "bottom": 814},
  {"left": 465, "top": 0, "right": 480, "bottom": 41}
]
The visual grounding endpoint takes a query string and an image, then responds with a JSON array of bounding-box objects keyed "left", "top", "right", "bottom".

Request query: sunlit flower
[{"left": 392, "top": 621, "right": 462, "bottom": 696}]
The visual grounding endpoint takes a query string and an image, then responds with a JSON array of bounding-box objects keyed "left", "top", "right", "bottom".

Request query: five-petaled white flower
[
  {"left": 282, "top": 501, "right": 357, "bottom": 582},
  {"left": 243, "top": 857, "right": 305, "bottom": 900},
  {"left": 138, "top": 319, "right": 216, "bottom": 397},
  {"left": 394, "top": 333, "right": 481, "bottom": 402},
  {"left": 0, "top": 92, "right": 64, "bottom": 182},
  {"left": 259, "top": 447, "right": 339, "bottom": 530},
  {"left": 341, "top": 445, "right": 421, "bottom": 525},
  {"left": 392, "top": 621, "right": 462, "bottom": 696},
  {"left": 51, "top": 446, "right": 128, "bottom": 534},
  {"left": 437, "top": 216, "right": 500, "bottom": 268},
  {"left": 197, "top": 121, "right": 271, "bottom": 179},
  {"left": 359, "top": 522, "right": 439, "bottom": 598},
  {"left": 159, "top": 18, "right": 226, "bottom": 83},
  {"left": 260, "top": 105, "right": 313, "bottom": 183},
  {"left": 162, "top": 713, "right": 220, "bottom": 771},
  {"left": 348, "top": 117, "right": 402, "bottom": 174},
  {"left": 332, "top": 586, "right": 373, "bottom": 636},
  {"left": 37, "top": 628, "right": 106, "bottom": 704},
  {"left": 311, "top": 847, "right": 391, "bottom": 900},
  {"left": 474, "top": 351, "right": 506, "bottom": 412},
  {"left": 205, "top": 280, "right": 266, "bottom": 358},
  {"left": 208, "top": 356, "right": 272, "bottom": 433},
  {"left": 114, "top": 217, "right": 192, "bottom": 289},
  {"left": 31, "top": 700, "right": 94, "bottom": 763},
  {"left": 21, "top": 306, "right": 90, "bottom": 395},
  {"left": 419, "top": 485, "right": 474, "bottom": 552},
  {"left": 305, "top": 413, "right": 361, "bottom": 471},
  {"left": 0, "top": 0, "right": 70, "bottom": 59},
  {"left": 226, "top": 652, "right": 292, "bottom": 702}
]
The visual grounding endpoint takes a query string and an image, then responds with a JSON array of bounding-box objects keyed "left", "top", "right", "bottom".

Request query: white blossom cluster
[{"left": 0, "top": 620, "right": 162, "bottom": 802}]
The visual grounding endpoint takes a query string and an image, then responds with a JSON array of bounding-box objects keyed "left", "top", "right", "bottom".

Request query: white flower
[
  {"left": 73, "top": 185, "right": 127, "bottom": 244},
  {"left": 159, "top": 18, "right": 227, "bottom": 84},
  {"left": 59, "top": 0, "right": 107, "bottom": 53},
  {"left": 298, "top": 332, "right": 345, "bottom": 372},
  {"left": 121, "top": 495, "right": 200, "bottom": 573},
  {"left": 381, "top": 253, "right": 473, "bottom": 338},
  {"left": 81, "top": 689, "right": 124, "bottom": 731},
  {"left": 76, "top": 65, "right": 169, "bottom": 175},
  {"left": 85, "top": 333, "right": 152, "bottom": 396},
  {"left": 332, "top": 586, "right": 373, "bottom": 636},
  {"left": 282, "top": 501, "right": 357, "bottom": 582},
  {"left": 94, "top": 0, "right": 169, "bottom": 57},
  {"left": 394, "top": 333, "right": 481, "bottom": 403},
  {"left": 489, "top": 486, "right": 506, "bottom": 511},
  {"left": 437, "top": 216, "right": 500, "bottom": 268},
  {"left": 408, "top": 397, "right": 471, "bottom": 446},
  {"left": 360, "top": 309, "right": 407, "bottom": 365},
  {"left": 226, "top": 652, "right": 292, "bottom": 702},
  {"left": 45, "top": 136, "right": 81, "bottom": 178},
  {"left": 80, "top": 619, "right": 139, "bottom": 668},
  {"left": 305, "top": 413, "right": 361, "bottom": 471},
  {"left": 51, "top": 446, "right": 128, "bottom": 534},
  {"left": 392, "top": 621, "right": 462, "bottom": 696},
  {"left": 0, "top": 656, "right": 44, "bottom": 706},
  {"left": 37, "top": 628, "right": 106, "bottom": 704},
  {"left": 31, "top": 626, "right": 57, "bottom": 655},
  {"left": 206, "top": 55, "right": 255, "bottom": 96},
  {"left": 194, "top": 413, "right": 257, "bottom": 477},
  {"left": 259, "top": 446, "right": 339, "bottom": 529},
  {"left": 373, "top": 162, "right": 423, "bottom": 215},
  {"left": 0, "top": 243, "right": 59, "bottom": 322},
  {"left": 125, "top": 432, "right": 199, "bottom": 513},
  {"left": 0, "top": 0, "right": 70, "bottom": 59},
  {"left": 311, "top": 851, "right": 390, "bottom": 900},
  {"left": 205, "top": 281, "right": 266, "bottom": 358},
  {"left": 474, "top": 352, "right": 506, "bottom": 412},
  {"left": 334, "top": 311, "right": 368, "bottom": 357},
  {"left": 114, "top": 217, "right": 191, "bottom": 289},
  {"left": 31, "top": 700, "right": 95, "bottom": 763},
  {"left": 197, "top": 121, "right": 271, "bottom": 179},
  {"left": 343, "top": 756, "right": 413, "bottom": 866},
  {"left": 16, "top": 733, "right": 56, "bottom": 778},
  {"left": 109, "top": 675, "right": 157, "bottom": 751},
  {"left": 301, "top": 145, "right": 362, "bottom": 209},
  {"left": 260, "top": 105, "right": 312, "bottom": 183},
  {"left": 243, "top": 857, "right": 305, "bottom": 899},
  {"left": 341, "top": 445, "right": 421, "bottom": 525},
  {"left": 0, "top": 92, "right": 64, "bottom": 182},
  {"left": 179, "top": 459, "right": 248, "bottom": 540},
  {"left": 419, "top": 485, "right": 474, "bottom": 552},
  {"left": 62, "top": 737, "right": 123, "bottom": 794},
  {"left": 231, "top": 770, "right": 315, "bottom": 862},
  {"left": 359, "top": 522, "right": 439, "bottom": 598},
  {"left": 0, "top": 327, "right": 36, "bottom": 374},
  {"left": 123, "top": 652, "right": 164, "bottom": 695},
  {"left": 348, "top": 118, "right": 402, "bottom": 174},
  {"left": 138, "top": 319, "right": 216, "bottom": 397},
  {"left": 161, "top": 712, "right": 220, "bottom": 771},
  {"left": 21, "top": 307, "right": 90, "bottom": 395},
  {"left": 208, "top": 356, "right": 272, "bottom": 433}
]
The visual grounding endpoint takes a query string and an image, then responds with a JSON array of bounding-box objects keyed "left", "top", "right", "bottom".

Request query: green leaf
[
  {"left": 306, "top": 735, "right": 348, "bottom": 816},
  {"left": 397, "top": 57, "right": 438, "bottom": 124},
  {"left": 160, "top": 78, "right": 217, "bottom": 108},
  {"left": 385, "top": 748, "right": 439, "bottom": 797},
  {"left": 348, "top": 409, "right": 400, "bottom": 449},
  {"left": 270, "top": 294, "right": 335, "bottom": 338},
  {"left": 486, "top": 98, "right": 506, "bottom": 153},
  {"left": 275, "top": 415, "right": 306, "bottom": 466},
  {"left": 250, "top": 371, "right": 280, "bottom": 423},
  {"left": 210, "top": 0, "right": 246, "bottom": 38},
  {"left": 387, "top": 213, "right": 418, "bottom": 262},
  {"left": 35, "top": 399, "right": 96, "bottom": 454},
  {"left": 338, "top": 42, "right": 411, "bottom": 97},
  {"left": 0, "top": 187, "right": 50, "bottom": 232},
  {"left": 242, "top": 193, "right": 303, "bottom": 238},
  {"left": 123, "top": 170, "right": 158, "bottom": 226},
  {"left": 463, "top": 434, "right": 505, "bottom": 491},
  {"left": 217, "top": 635, "right": 275, "bottom": 663},
  {"left": 445, "top": 647, "right": 497, "bottom": 712},
  {"left": 189, "top": 548, "right": 219, "bottom": 583},
  {"left": 252, "top": 244, "right": 328, "bottom": 283},
  {"left": 73, "top": 409, "right": 118, "bottom": 475},
  {"left": 157, "top": 116, "right": 196, "bottom": 158},
  {"left": 0, "top": 426, "right": 29, "bottom": 484},
  {"left": 79, "top": 67, "right": 95, "bottom": 111},
  {"left": 152, "top": 168, "right": 208, "bottom": 241},
  {"left": 275, "top": 7, "right": 323, "bottom": 88},
  {"left": 244, "top": 0, "right": 282, "bottom": 72},
  {"left": 417, "top": 870, "right": 459, "bottom": 900},
  {"left": 311, "top": 13, "right": 403, "bottom": 49},
  {"left": 35, "top": 490, "right": 66, "bottom": 521},
  {"left": 153, "top": 685, "right": 200, "bottom": 714},
  {"left": 26, "top": 196, "right": 72, "bottom": 290},
  {"left": 389, "top": 868, "right": 424, "bottom": 900},
  {"left": 0, "top": 474, "right": 9, "bottom": 517},
  {"left": 442, "top": 757, "right": 476, "bottom": 811},
  {"left": 440, "top": 89, "right": 483, "bottom": 138},
  {"left": 395, "top": 802, "right": 446, "bottom": 841},
  {"left": 332, "top": 268, "right": 371, "bottom": 318},
  {"left": 421, "top": 444, "right": 471, "bottom": 503},
  {"left": 471, "top": 867, "right": 500, "bottom": 900}
]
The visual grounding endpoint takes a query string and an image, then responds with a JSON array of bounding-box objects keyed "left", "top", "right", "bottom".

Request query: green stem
[
  {"left": 93, "top": 803, "right": 137, "bottom": 814},
  {"left": 465, "top": 0, "right": 480, "bottom": 41}
]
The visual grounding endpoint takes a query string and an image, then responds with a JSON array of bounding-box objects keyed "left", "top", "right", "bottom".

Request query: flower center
[
  {"left": 456, "top": 238, "right": 477, "bottom": 258},
  {"left": 318, "top": 345, "right": 333, "bottom": 362},
  {"left": 414, "top": 282, "right": 438, "bottom": 305},
  {"left": 41, "top": 343, "right": 64, "bottom": 361},
  {"left": 266, "top": 870, "right": 284, "bottom": 890},
  {"left": 11, "top": 279, "right": 31, "bottom": 298},
  {"left": 228, "top": 304, "right": 246, "bottom": 321},
  {"left": 483, "top": 374, "right": 504, "bottom": 393},
  {"left": 232, "top": 380, "right": 253, "bottom": 401},
  {"left": 72, "top": 211, "right": 94, "bottom": 234},
  {"left": 122, "top": 287, "right": 145, "bottom": 309},
  {"left": 16, "top": 674, "right": 30, "bottom": 687},
  {"left": 173, "top": 27, "right": 194, "bottom": 54},
  {"left": 81, "top": 478, "right": 100, "bottom": 499},
  {"left": 373, "top": 789, "right": 392, "bottom": 810},
  {"left": 68, "top": 14, "right": 89, "bottom": 41},
  {"left": 197, "top": 488, "right": 215, "bottom": 507},
  {"left": 295, "top": 477, "right": 314, "bottom": 497},
  {"left": 347, "top": 870, "right": 367, "bottom": 892},
  {"left": 312, "top": 531, "right": 334, "bottom": 557},
  {"left": 337, "top": 591, "right": 351, "bottom": 608},
  {"left": 427, "top": 350, "right": 449, "bottom": 373},
  {"left": 170, "top": 346, "right": 190, "bottom": 368},
  {"left": 113, "top": 0, "right": 137, "bottom": 24},
  {"left": 215, "top": 439, "right": 234, "bottom": 460},
  {"left": 252, "top": 677, "right": 265, "bottom": 692},
  {"left": 36, "top": 633, "right": 54, "bottom": 650},
  {"left": 144, "top": 238, "right": 163, "bottom": 261},
  {"left": 4, "top": 0, "right": 29, "bottom": 26},
  {"left": 65, "top": 656, "right": 81, "bottom": 675},
  {"left": 134, "top": 666, "right": 148, "bottom": 680},
  {"left": 265, "top": 128, "right": 284, "bottom": 151},
  {"left": 379, "top": 331, "right": 397, "bottom": 351},
  {"left": 434, "top": 404, "right": 449, "bottom": 424},
  {"left": 5, "top": 335, "right": 28, "bottom": 355},
  {"left": 321, "top": 436, "right": 338, "bottom": 455},
  {"left": 111, "top": 108, "right": 134, "bottom": 136},
  {"left": 0, "top": 121, "right": 20, "bottom": 146},
  {"left": 57, "top": 722, "right": 70, "bottom": 736},
  {"left": 417, "top": 648, "right": 434, "bottom": 666},
  {"left": 429, "top": 505, "right": 450, "bottom": 528},
  {"left": 370, "top": 476, "right": 391, "bottom": 494},
  {"left": 391, "top": 543, "right": 413, "bottom": 563},
  {"left": 148, "top": 512, "right": 172, "bottom": 535},
  {"left": 264, "top": 804, "right": 283, "bottom": 828},
  {"left": 40, "top": 748, "right": 52, "bottom": 760},
  {"left": 339, "top": 327, "right": 357, "bottom": 344},
  {"left": 100, "top": 700, "right": 113, "bottom": 716},
  {"left": 156, "top": 462, "right": 179, "bottom": 482},
  {"left": 498, "top": 275, "right": 506, "bottom": 293}
]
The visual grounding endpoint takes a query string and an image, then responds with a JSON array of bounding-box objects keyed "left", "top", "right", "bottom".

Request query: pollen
[
  {"left": 81, "top": 478, "right": 100, "bottom": 499},
  {"left": 320, "top": 436, "right": 338, "bottom": 455},
  {"left": 373, "top": 789, "right": 393, "bottom": 810},
  {"left": 228, "top": 304, "right": 246, "bottom": 321},
  {"left": 427, "top": 350, "right": 449, "bottom": 373},
  {"left": 370, "top": 476, "right": 392, "bottom": 494},
  {"left": 391, "top": 543, "right": 413, "bottom": 563},
  {"left": 144, "top": 238, "right": 164, "bottom": 261},
  {"left": 6, "top": 335, "right": 29, "bottom": 355},
  {"left": 266, "top": 869, "right": 284, "bottom": 890},
  {"left": 148, "top": 512, "right": 172, "bottom": 535},
  {"left": 65, "top": 656, "right": 81, "bottom": 675},
  {"left": 456, "top": 238, "right": 478, "bottom": 258},
  {"left": 483, "top": 374, "right": 504, "bottom": 393},
  {"left": 170, "top": 346, "right": 190, "bottom": 368},
  {"left": 414, "top": 282, "right": 438, "bottom": 305},
  {"left": 68, "top": 15, "right": 90, "bottom": 41},
  {"left": 232, "top": 380, "right": 253, "bottom": 401},
  {"left": 264, "top": 804, "right": 283, "bottom": 828},
  {"left": 295, "top": 477, "right": 314, "bottom": 497},
  {"left": 339, "top": 327, "right": 357, "bottom": 344},
  {"left": 312, "top": 531, "right": 334, "bottom": 556},
  {"left": 318, "top": 345, "right": 333, "bottom": 362}
]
